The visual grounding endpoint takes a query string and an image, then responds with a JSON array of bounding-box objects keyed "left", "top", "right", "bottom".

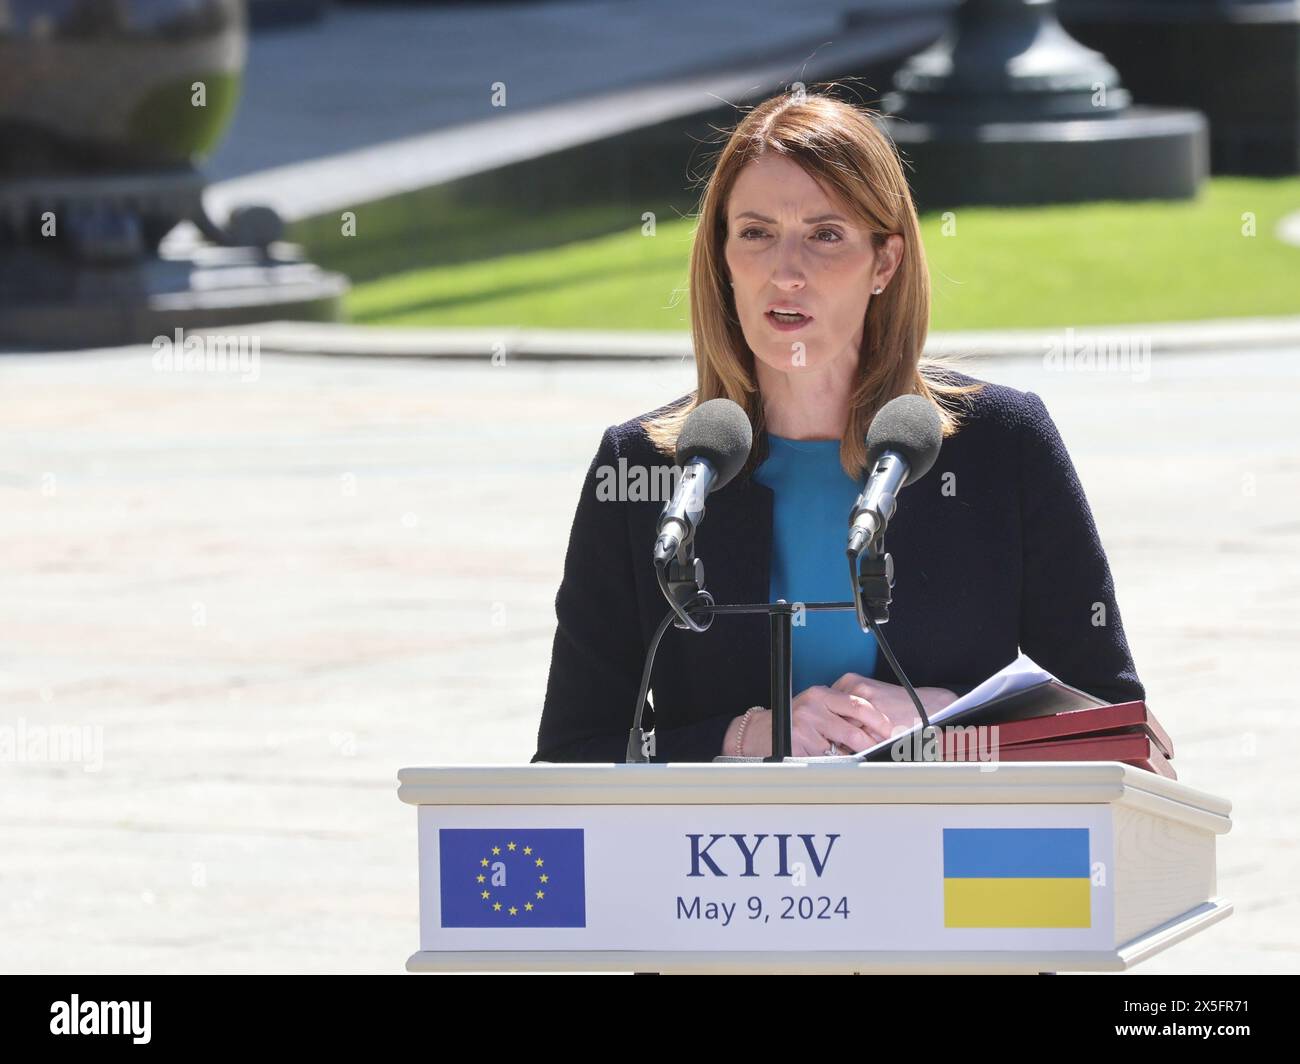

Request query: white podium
[{"left": 397, "top": 761, "right": 1232, "bottom": 974}]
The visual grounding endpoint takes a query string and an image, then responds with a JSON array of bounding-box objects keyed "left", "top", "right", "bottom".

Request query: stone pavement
[{"left": 0, "top": 344, "right": 1295, "bottom": 972}]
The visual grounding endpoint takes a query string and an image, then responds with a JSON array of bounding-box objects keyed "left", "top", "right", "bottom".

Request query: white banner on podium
[{"left": 418, "top": 803, "right": 1114, "bottom": 953}]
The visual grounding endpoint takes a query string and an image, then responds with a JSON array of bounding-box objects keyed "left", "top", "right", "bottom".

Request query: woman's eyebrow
[{"left": 734, "top": 210, "right": 849, "bottom": 224}]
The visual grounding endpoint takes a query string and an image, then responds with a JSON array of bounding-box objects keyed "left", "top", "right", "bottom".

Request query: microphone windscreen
[
  {"left": 865, "top": 394, "right": 942, "bottom": 486},
  {"left": 675, "top": 398, "right": 753, "bottom": 490}
]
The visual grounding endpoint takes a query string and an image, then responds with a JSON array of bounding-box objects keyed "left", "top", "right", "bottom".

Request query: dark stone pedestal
[
  {"left": 885, "top": 108, "right": 1207, "bottom": 211},
  {"left": 0, "top": 169, "right": 346, "bottom": 350},
  {"left": 1061, "top": 0, "right": 1300, "bottom": 175},
  {"left": 0, "top": 241, "right": 347, "bottom": 351},
  {"left": 882, "top": 0, "right": 1209, "bottom": 209}
]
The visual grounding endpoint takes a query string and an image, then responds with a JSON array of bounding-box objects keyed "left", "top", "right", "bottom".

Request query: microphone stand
[
  {"left": 626, "top": 545, "right": 714, "bottom": 762},
  {"left": 847, "top": 529, "right": 938, "bottom": 757},
  {"left": 627, "top": 530, "right": 937, "bottom": 763},
  {"left": 626, "top": 594, "right": 934, "bottom": 763}
]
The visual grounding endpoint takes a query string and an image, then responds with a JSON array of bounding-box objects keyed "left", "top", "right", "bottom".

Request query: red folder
[
  {"left": 939, "top": 700, "right": 1173, "bottom": 760},
  {"left": 943, "top": 731, "right": 1177, "bottom": 780},
  {"left": 859, "top": 673, "right": 1178, "bottom": 783}
]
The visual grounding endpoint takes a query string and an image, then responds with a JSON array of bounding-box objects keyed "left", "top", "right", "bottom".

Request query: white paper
[
  {"left": 927, "top": 651, "right": 1055, "bottom": 725},
  {"left": 850, "top": 651, "right": 1055, "bottom": 760}
]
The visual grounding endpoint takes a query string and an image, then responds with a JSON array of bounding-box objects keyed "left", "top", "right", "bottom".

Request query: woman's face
[{"left": 723, "top": 153, "right": 902, "bottom": 377}]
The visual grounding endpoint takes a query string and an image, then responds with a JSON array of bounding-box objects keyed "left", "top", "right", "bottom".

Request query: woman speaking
[{"left": 532, "top": 90, "right": 1145, "bottom": 764}]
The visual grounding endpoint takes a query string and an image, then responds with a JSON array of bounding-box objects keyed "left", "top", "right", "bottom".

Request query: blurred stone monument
[
  {"left": 1061, "top": 0, "right": 1300, "bottom": 175},
  {"left": 0, "top": 0, "right": 346, "bottom": 349},
  {"left": 882, "top": 0, "right": 1209, "bottom": 208}
]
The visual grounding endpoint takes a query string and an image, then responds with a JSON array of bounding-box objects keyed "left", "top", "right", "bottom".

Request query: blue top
[{"left": 753, "top": 433, "right": 878, "bottom": 694}]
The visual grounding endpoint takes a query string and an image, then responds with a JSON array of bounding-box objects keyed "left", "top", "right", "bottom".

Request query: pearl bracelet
[{"left": 735, "top": 706, "right": 764, "bottom": 756}]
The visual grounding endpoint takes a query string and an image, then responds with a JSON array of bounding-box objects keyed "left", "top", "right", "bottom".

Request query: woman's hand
[
  {"left": 831, "top": 674, "right": 959, "bottom": 745},
  {"left": 723, "top": 683, "right": 897, "bottom": 757},
  {"left": 723, "top": 677, "right": 960, "bottom": 758}
]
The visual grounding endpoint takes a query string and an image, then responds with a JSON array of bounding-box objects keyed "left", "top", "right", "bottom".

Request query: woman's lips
[{"left": 765, "top": 310, "right": 813, "bottom": 332}]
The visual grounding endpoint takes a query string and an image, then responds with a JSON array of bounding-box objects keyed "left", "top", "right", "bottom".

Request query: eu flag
[{"left": 438, "top": 828, "right": 586, "bottom": 928}]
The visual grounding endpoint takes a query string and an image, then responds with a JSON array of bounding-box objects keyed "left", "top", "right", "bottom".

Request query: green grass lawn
[{"left": 345, "top": 177, "right": 1300, "bottom": 331}]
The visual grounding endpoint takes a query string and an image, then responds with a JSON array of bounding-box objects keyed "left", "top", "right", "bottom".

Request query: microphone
[
  {"left": 653, "top": 398, "right": 752, "bottom": 566},
  {"left": 847, "top": 394, "right": 942, "bottom": 556}
]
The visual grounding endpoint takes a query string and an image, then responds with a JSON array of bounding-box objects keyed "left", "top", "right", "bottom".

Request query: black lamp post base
[
  {"left": 1061, "top": 0, "right": 1300, "bottom": 176},
  {"left": 884, "top": 106, "right": 1208, "bottom": 210},
  {"left": 0, "top": 168, "right": 347, "bottom": 350},
  {"left": 0, "top": 242, "right": 346, "bottom": 351},
  {"left": 881, "top": 0, "right": 1209, "bottom": 208}
]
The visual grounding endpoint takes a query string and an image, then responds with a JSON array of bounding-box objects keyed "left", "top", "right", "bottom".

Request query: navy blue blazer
[{"left": 531, "top": 370, "right": 1145, "bottom": 764}]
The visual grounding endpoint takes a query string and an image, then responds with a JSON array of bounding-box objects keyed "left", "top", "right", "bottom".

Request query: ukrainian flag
[{"left": 943, "top": 828, "right": 1091, "bottom": 928}]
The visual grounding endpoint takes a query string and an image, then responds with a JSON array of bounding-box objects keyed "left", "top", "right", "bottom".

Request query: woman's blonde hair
[{"left": 643, "top": 85, "right": 985, "bottom": 480}]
